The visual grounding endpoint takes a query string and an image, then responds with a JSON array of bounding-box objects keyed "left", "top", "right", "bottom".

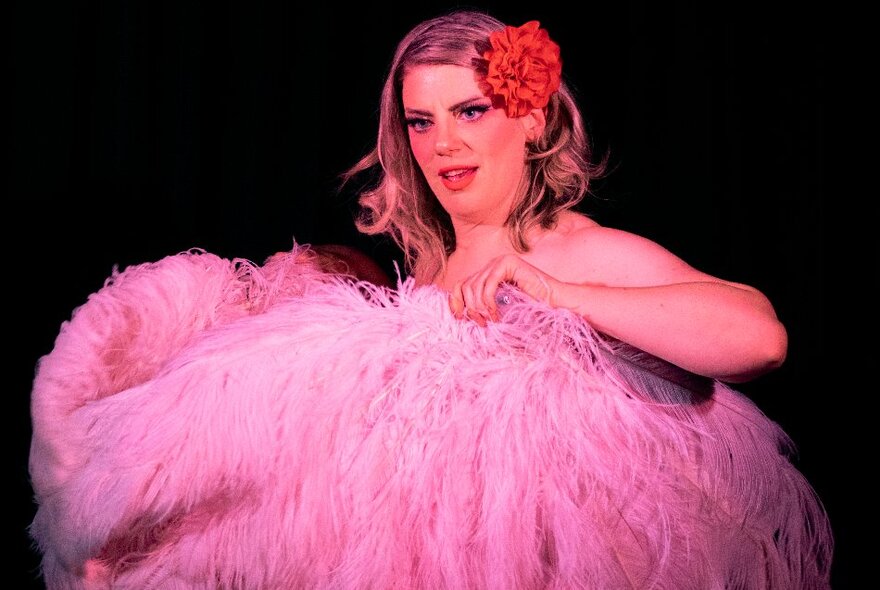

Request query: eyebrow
[{"left": 404, "top": 96, "right": 489, "bottom": 117}]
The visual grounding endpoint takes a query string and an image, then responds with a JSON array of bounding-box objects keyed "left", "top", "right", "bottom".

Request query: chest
[{"left": 437, "top": 242, "right": 597, "bottom": 290}]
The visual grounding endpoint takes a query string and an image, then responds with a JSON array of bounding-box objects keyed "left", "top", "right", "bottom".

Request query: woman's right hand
[{"left": 448, "top": 254, "right": 563, "bottom": 325}]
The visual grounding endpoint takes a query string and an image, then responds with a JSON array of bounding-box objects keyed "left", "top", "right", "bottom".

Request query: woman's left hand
[{"left": 448, "top": 254, "right": 563, "bottom": 324}]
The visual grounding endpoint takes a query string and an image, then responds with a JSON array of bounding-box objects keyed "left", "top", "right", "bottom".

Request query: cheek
[
  {"left": 478, "top": 120, "right": 525, "bottom": 163},
  {"left": 407, "top": 131, "right": 433, "bottom": 169}
]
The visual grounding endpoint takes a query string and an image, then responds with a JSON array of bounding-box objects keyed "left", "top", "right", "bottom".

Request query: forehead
[{"left": 402, "top": 65, "right": 483, "bottom": 106}]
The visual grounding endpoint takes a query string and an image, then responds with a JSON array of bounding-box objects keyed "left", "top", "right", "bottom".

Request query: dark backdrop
[{"left": 12, "top": 1, "right": 853, "bottom": 587}]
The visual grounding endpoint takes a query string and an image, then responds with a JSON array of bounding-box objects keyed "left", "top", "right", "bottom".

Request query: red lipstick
[{"left": 439, "top": 167, "right": 477, "bottom": 191}]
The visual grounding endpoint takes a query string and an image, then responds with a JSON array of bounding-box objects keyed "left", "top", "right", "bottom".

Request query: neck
[
  {"left": 433, "top": 222, "right": 520, "bottom": 289},
  {"left": 451, "top": 221, "right": 514, "bottom": 257}
]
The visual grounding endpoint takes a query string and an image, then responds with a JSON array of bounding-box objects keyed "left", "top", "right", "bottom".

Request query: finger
[
  {"left": 480, "top": 280, "right": 501, "bottom": 321},
  {"left": 465, "top": 307, "right": 488, "bottom": 326},
  {"left": 481, "top": 260, "right": 516, "bottom": 320},
  {"left": 459, "top": 272, "right": 495, "bottom": 324},
  {"left": 460, "top": 279, "right": 481, "bottom": 316},
  {"left": 448, "top": 284, "right": 465, "bottom": 318}
]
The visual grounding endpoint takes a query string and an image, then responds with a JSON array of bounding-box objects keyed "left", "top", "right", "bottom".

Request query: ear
[{"left": 519, "top": 108, "right": 547, "bottom": 142}]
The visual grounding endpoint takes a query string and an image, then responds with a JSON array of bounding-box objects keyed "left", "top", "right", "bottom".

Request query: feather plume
[{"left": 29, "top": 250, "right": 832, "bottom": 589}]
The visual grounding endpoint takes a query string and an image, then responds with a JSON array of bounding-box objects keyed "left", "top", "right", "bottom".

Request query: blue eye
[
  {"left": 460, "top": 105, "right": 489, "bottom": 121},
  {"left": 405, "top": 118, "right": 432, "bottom": 133}
]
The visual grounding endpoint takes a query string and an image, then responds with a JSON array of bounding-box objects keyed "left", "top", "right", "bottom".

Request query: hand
[{"left": 448, "top": 254, "right": 561, "bottom": 324}]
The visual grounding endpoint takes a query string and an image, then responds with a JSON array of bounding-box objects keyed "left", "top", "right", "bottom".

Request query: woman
[
  {"left": 347, "top": 13, "right": 784, "bottom": 384},
  {"left": 344, "top": 9, "right": 832, "bottom": 586},
  {"left": 29, "top": 9, "right": 832, "bottom": 590}
]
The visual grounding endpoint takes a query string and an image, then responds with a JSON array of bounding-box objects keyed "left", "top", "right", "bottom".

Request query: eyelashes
[
  {"left": 405, "top": 117, "right": 432, "bottom": 132},
  {"left": 405, "top": 104, "right": 492, "bottom": 133},
  {"left": 459, "top": 105, "right": 490, "bottom": 120}
]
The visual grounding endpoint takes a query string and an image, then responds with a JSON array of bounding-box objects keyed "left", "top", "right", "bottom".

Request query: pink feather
[{"left": 29, "top": 247, "right": 832, "bottom": 589}]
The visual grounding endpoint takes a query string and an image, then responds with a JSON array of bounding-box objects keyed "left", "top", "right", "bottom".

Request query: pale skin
[{"left": 402, "top": 64, "right": 787, "bottom": 383}]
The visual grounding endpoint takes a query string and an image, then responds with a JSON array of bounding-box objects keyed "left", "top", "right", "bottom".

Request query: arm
[
  {"left": 448, "top": 227, "right": 787, "bottom": 383},
  {"left": 555, "top": 279, "right": 786, "bottom": 383}
]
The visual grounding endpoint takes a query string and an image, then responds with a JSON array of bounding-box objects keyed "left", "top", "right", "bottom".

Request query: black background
[{"left": 12, "top": 1, "right": 855, "bottom": 587}]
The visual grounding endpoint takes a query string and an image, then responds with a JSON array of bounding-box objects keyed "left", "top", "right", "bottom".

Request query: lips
[{"left": 439, "top": 167, "right": 477, "bottom": 191}]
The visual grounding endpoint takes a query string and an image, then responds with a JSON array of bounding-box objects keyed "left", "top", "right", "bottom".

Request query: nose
[{"left": 434, "top": 120, "right": 462, "bottom": 155}]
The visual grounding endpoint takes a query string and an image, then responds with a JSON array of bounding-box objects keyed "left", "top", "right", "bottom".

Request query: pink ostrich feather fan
[{"left": 28, "top": 244, "right": 832, "bottom": 589}]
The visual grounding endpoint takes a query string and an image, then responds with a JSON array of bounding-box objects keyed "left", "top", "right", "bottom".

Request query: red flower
[{"left": 482, "top": 21, "right": 562, "bottom": 118}]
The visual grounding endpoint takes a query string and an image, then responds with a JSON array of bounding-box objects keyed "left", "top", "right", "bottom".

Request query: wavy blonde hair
[{"left": 342, "top": 9, "right": 605, "bottom": 284}]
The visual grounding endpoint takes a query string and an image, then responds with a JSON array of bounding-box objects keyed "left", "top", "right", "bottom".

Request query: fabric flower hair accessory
[{"left": 481, "top": 20, "right": 562, "bottom": 118}]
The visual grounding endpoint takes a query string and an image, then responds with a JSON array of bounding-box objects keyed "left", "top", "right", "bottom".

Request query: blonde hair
[{"left": 342, "top": 9, "right": 605, "bottom": 284}]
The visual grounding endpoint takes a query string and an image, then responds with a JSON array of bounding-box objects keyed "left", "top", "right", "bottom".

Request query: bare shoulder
[
  {"left": 552, "top": 210, "right": 602, "bottom": 234},
  {"left": 562, "top": 219, "right": 659, "bottom": 253},
  {"left": 536, "top": 212, "right": 710, "bottom": 286},
  {"left": 536, "top": 211, "right": 638, "bottom": 257}
]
